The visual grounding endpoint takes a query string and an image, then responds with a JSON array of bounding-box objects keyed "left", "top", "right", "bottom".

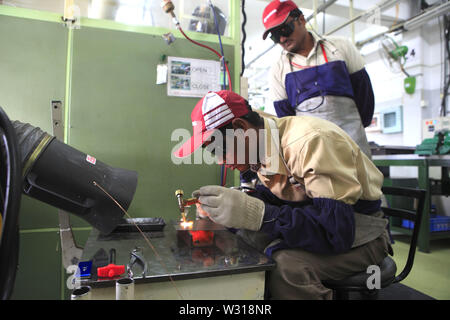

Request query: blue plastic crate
[
  {"left": 401, "top": 219, "right": 412, "bottom": 229},
  {"left": 402, "top": 214, "right": 450, "bottom": 232}
]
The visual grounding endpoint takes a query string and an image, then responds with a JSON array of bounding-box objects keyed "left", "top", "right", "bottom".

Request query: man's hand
[
  {"left": 192, "top": 185, "right": 265, "bottom": 231},
  {"left": 195, "top": 202, "right": 210, "bottom": 219}
]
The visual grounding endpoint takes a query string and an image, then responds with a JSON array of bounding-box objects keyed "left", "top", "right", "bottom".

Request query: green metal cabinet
[
  {"left": 373, "top": 154, "right": 450, "bottom": 253},
  {"left": 0, "top": 2, "right": 241, "bottom": 299}
]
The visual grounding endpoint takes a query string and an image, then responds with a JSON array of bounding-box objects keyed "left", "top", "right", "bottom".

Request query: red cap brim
[
  {"left": 173, "top": 129, "right": 215, "bottom": 158},
  {"left": 262, "top": 14, "right": 290, "bottom": 40}
]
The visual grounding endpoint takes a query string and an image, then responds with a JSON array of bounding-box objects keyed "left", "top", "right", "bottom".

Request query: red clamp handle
[{"left": 97, "top": 264, "right": 125, "bottom": 278}]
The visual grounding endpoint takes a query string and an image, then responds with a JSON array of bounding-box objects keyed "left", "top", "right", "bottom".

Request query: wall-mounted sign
[
  {"left": 366, "top": 113, "right": 382, "bottom": 132},
  {"left": 167, "top": 56, "right": 221, "bottom": 98}
]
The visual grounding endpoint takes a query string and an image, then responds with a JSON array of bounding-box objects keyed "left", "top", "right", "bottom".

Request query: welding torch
[{"left": 175, "top": 189, "right": 199, "bottom": 222}]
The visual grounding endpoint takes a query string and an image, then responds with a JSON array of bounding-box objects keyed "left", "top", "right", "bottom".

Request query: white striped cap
[{"left": 173, "top": 90, "right": 249, "bottom": 158}]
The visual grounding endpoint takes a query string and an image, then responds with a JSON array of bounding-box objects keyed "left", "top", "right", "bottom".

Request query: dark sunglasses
[
  {"left": 202, "top": 131, "right": 239, "bottom": 159},
  {"left": 204, "top": 143, "right": 226, "bottom": 157},
  {"left": 202, "top": 136, "right": 229, "bottom": 158},
  {"left": 270, "top": 16, "right": 299, "bottom": 44}
]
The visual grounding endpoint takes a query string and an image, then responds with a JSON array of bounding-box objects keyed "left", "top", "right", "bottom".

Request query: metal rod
[
  {"left": 313, "top": 0, "right": 318, "bottom": 31},
  {"left": 325, "top": 0, "right": 401, "bottom": 36},
  {"left": 349, "top": 0, "right": 354, "bottom": 44},
  {"left": 311, "top": 0, "right": 339, "bottom": 19},
  {"left": 356, "top": 1, "right": 450, "bottom": 48},
  {"left": 403, "top": 0, "right": 450, "bottom": 31},
  {"left": 355, "top": 22, "right": 404, "bottom": 48}
]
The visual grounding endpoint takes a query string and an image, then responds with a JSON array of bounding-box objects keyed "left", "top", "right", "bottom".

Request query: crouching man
[{"left": 173, "top": 90, "right": 392, "bottom": 300}]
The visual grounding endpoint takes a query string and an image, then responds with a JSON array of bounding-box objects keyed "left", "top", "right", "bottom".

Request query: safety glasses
[
  {"left": 204, "top": 143, "right": 226, "bottom": 157},
  {"left": 202, "top": 137, "right": 228, "bottom": 159},
  {"left": 270, "top": 17, "right": 299, "bottom": 44}
]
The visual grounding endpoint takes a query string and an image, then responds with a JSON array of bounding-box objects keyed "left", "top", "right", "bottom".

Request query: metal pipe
[
  {"left": 325, "top": 0, "right": 401, "bottom": 36},
  {"left": 349, "top": 0, "right": 355, "bottom": 44},
  {"left": 356, "top": 1, "right": 450, "bottom": 48},
  {"left": 71, "top": 286, "right": 92, "bottom": 300},
  {"left": 116, "top": 277, "right": 135, "bottom": 300},
  {"left": 403, "top": 1, "right": 450, "bottom": 31},
  {"left": 245, "top": 0, "right": 338, "bottom": 69},
  {"left": 313, "top": 0, "right": 318, "bottom": 31},
  {"left": 311, "top": 0, "right": 339, "bottom": 20},
  {"left": 355, "top": 22, "right": 404, "bottom": 48}
]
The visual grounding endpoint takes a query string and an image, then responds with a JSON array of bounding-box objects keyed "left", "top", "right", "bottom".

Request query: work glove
[{"left": 192, "top": 185, "right": 265, "bottom": 231}]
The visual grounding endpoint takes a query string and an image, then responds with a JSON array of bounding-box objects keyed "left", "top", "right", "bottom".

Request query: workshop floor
[{"left": 390, "top": 235, "right": 450, "bottom": 300}]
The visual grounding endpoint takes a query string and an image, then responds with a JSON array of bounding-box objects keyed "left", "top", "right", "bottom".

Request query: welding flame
[
  {"left": 179, "top": 210, "right": 194, "bottom": 229},
  {"left": 180, "top": 215, "right": 194, "bottom": 229},
  {"left": 180, "top": 220, "right": 194, "bottom": 229}
]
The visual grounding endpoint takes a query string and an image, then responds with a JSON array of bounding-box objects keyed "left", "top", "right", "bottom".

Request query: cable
[
  {"left": 177, "top": 27, "right": 233, "bottom": 93},
  {"left": 0, "top": 107, "right": 22, "bottom": 300},
  {"left": 169, "top": 1, "right": 233, "bottom": 186},
  {"left": 208, "top": 1, "right": 230, "bottom": 186},
  {"left": 177, "top": 25, "right": 232, "bottom": 186},
  {"left": 441, "top": 14, "right": 450, "bottom": 116},
  {"left": 209, "top": 1, "right": 226, "bottom": 90},
  {"left": 93, "top": 181, "right": 184, "bottom": 300},
  {"left": 240, "top": 0, "right": 247, "bottom": 77},
  {"left": 439, "top": 15, "right": 444, "bottom": 117}
]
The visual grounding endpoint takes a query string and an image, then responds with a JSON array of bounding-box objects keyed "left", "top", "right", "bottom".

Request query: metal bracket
[
  {"left": 51, "top": 101, "right": 64, "bottom": 140},
  {"left": 52, "top": 100, "right": 83, "bottom": 269},
  {"left": 59, "top": 211, "right": 83, "bottom": 267}
]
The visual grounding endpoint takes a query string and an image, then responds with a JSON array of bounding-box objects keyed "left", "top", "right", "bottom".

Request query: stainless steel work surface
[{"left": 79, "top": 219, "right": 275, "bottom": 289}]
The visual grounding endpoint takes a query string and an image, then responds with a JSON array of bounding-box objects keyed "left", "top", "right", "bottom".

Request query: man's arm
[
  {"left": 341, "top": 38, "right": 375, "bottom": 127},
  {"left": 252, "top": 184, "right": 355, "bottom": 254},
  {"left": 269, "top": 58, "right": 296, "bottom": 117},
  {"left": 256, "top": 132, "right": 369, "bottom": 254},
  {"left": 350, "top": 68, "right": 375, "bottom": 127}
]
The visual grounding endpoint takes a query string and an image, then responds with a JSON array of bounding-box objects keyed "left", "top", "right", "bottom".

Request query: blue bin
[{"left": 402, "top": 214, "right": 450, "bottom": 232}]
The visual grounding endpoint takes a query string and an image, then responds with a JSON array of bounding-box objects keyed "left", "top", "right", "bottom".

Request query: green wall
[
  {"left": 0, "top": 5, "right": 239, "bottom": 299},
  {"left": 69, "top": 26, "right": 236, "bottom": 225},
  {"left": 0, "top": 14, "right": 67, "bottom": 299}
]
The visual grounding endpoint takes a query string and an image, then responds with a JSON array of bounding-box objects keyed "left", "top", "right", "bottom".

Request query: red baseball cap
[
  {"left": 262, "top": 0, "right": 299, "bottom": 40},
  {"left": 173, "top": 91, "right": 249, "bottom": 158}
]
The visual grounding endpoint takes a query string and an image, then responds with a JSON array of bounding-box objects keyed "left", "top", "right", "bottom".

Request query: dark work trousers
[{"left": 237, "top": 229, "right": 392, "bottom": 300}]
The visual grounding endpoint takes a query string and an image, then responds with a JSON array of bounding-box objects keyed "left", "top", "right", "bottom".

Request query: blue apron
[{"left": 284, "top": 42, "right": 371, "bottom": 157}]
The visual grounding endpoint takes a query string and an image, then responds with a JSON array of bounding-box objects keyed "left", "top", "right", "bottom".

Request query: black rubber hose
[
  {"left": 11, "top": 121, "right": 53, "bottom": 178},
  {"left": 0, "top": 107, "right": 22, "bottom": 300},
  {"left": 12, "top": 121, "right": 137, "bottom": 235}
]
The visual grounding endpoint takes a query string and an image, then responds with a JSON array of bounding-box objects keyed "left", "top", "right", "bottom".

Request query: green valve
[{"left": 404, "top": 76, "right": 416, "bottom": 94}]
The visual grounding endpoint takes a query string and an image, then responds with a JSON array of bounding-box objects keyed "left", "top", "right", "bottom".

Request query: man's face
[
  {"left": 271, "top": 14, "right": 308, "bottom": 54},
  {"left": 203, "top": 119, "right": 260, "bottom": 173},
  {"left": 221, "top": 134, "right": 251, "bottom": 172},
  {"left": 204, "top": 134, "right": 251, "bottom": 173}
]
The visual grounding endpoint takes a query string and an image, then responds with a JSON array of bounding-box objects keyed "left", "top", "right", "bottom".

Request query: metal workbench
[
  {"left": 78, "top": 219, "right": 275, "bottom": 299},
  {"left": 373, "top": 154, "right": 450, "bottom": 253}
]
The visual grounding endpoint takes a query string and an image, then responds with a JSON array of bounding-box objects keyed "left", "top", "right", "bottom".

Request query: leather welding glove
[{"left": 192, "top": 185, "right": 265, "bottom": 231}]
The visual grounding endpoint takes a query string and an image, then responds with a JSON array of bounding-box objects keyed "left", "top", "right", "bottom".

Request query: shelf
[
  {"left": 390, "top": 226, "right": 450, "bottom": 240},
  {"left": 391, "top": 226, "right": 413, "bottom": 236},
  {"left": 430, "top": 231, "right": 450, "bottom": 240}
]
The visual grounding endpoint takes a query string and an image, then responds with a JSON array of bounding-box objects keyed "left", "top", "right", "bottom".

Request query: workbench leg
[{"left": 417, "top": 165, "right": 430, "bottom": 253}]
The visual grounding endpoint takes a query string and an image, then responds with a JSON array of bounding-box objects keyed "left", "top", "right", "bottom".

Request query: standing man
[
  {"left": 262, "top": 0, "right": 375, "bottom": 157},
  {"left": 173, "top": 90, "right": 391, "bottom": 300}
]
